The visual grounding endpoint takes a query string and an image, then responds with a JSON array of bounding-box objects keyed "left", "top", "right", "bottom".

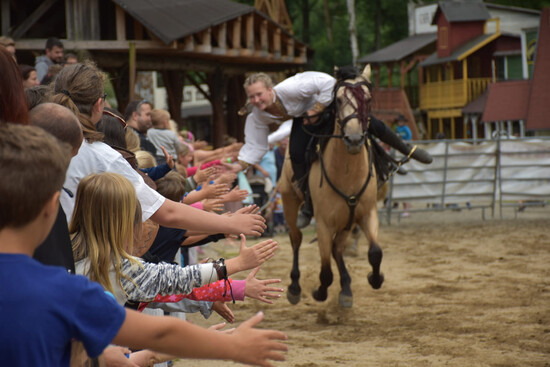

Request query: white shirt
[
  {"left": 238, "top": 71, "right": 335, "bottom": 165},
  {"left": 61, "top": 140, "right": 165, "bottom": 223}
]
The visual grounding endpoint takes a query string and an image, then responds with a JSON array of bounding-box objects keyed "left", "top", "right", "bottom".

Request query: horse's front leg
[
  {"left": 312, "top": 223, "right": 333, "bottom": 302},
  {"left": 332, "top": 230, "right": 353, "bottom": 307},
  {"left": 282, "top": 191, "right": 303, "bottom": 305},
  {"left": 359, "top": 205, "right": 384, "bottom": 289},
  {"left": 287, "top": 225, "right": 303, "bottom": 304}
]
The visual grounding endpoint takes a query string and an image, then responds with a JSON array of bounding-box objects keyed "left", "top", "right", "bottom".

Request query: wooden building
[
  {"left": 358, "top": 0, "right": 540, "bottom": 140},
  {"left": 1, "top": 0, "right": 310, "bottom": 146},
  {"left": 481, "top": 7, "right": 550, "bottom": 138}
]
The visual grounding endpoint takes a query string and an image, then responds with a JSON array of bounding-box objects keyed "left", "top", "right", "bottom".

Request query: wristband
[
  {"left": 212, "top": 258, "right": 227, "bottom": 280},
  {"left": 238, "top": 160, "right": 250, "bottom": 170},
  {"left": 211, "top": 258, "right": 234, "bottom": 303}
]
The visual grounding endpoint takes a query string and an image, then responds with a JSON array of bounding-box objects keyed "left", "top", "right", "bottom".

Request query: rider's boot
[
  {"left": 296, "top": 190, "right": 313, "bottom": 229},
  {"left": 370, "top": 117, "right": 433, "bottom": 164}
]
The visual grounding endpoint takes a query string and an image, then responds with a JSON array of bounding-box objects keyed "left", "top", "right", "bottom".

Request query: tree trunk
[
  {"left": 346, "top": 0, "right": 359, "bottom": 66},
  {"left": 323, "top": 0, "right": 333, "bottom": 44},
  {"left": 226, "top": 74, "right": 247, "bottom": 143},
  {"left": 374, "top": 0, "right": 382, "bottom": 51},
  {"left": 301, "top": 0, "right": 310, "bottom": 44},
  {"left": 207, "top": 68, "right": 228, "bottom": 148}
]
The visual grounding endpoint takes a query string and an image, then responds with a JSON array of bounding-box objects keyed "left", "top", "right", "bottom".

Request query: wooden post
[
  {"left": 229, "top": 17, "right": 241, "bottom": 56},
  {"left": 242, "top": 14, "right": 254, "bottom": 56},
  {"left": 451, "top": 117, "right": 455, "bottom": 139},
  {"left": 129, "top": 41, "right": 136, "bottom": 101},
  {"left": 213, "top": 24, "right": 227, "bottom": 55},
  {"left": 162, "top": 70, "right": 185, "bottom": 127},
  {"left": 208, "top": 68, "right": 228, "bottom": 148},
  {"left": 226, "top": 74, "right": 247, "bottom": 142},
  {"left": 260, "top": 19, "right": 268, "bottom": 56},
  {"left": 115, "top": 4, "right": 126, "bottom": 41},
  {"left": 273, "top": 28, "right": 281, "bottom": 59},
  {"left": 374, "top": 64, "right": 381, "bottom": 89},
  {"left": 462, "top": 59, "right": 468, "bottom": 105}
]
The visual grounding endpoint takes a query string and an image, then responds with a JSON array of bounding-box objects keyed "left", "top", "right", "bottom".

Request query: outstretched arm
[
  {"left": 113, "top": 310, "right": 288, "bottom": 366},
  {"left": 151, "top": 199, "right": 266, "bottom": 236}
]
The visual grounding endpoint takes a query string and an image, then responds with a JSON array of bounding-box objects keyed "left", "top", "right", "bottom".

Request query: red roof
[
  {"left": 526, "top": 7, "right": 550, "bottom": 130},
  {"left": 481, "top": 80, "right": 530, "bottom": 122}
]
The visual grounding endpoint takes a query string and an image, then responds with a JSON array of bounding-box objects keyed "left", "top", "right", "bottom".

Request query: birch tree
[{"left": 346, "top": 0, "right": 359, "bottom": 66}]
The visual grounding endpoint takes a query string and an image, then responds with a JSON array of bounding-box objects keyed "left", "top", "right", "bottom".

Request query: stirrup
[
  {"left": 296, "top": 198, "right": 313, "bottom": 228},
  {"left": 296, "top": 210, "right": 312, "bottom": 229}
]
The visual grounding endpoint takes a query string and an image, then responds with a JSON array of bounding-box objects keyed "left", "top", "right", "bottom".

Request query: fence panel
[{"left": 381, "top": 137, "right": 550, "bottom": 224}]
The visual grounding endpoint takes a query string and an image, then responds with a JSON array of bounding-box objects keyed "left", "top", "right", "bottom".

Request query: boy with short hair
[{"left": 0, "top": 123, "right": 287, "bottom": 366}]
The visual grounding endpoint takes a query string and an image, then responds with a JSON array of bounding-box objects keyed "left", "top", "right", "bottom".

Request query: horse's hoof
[
  {"left": 338, "top": 293, "right": 353, "bottom": 308},
  {"left": 368, "top": 272, "right": 384, "bottom": 289},
  {"left": 287, "top": 291, "right": 301, "bottom": 305},
  {"left": 312, "top": 289, "right": 328, "bottom": 302}
]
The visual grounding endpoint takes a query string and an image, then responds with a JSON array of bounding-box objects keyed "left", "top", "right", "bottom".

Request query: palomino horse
[{"left": 279, "top": 65, "right": 384, "bottom": 308}]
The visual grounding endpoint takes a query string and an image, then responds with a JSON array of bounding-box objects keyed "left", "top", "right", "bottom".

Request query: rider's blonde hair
[{"left": 243, "top": 72, "right": 274, "bottom": 89}]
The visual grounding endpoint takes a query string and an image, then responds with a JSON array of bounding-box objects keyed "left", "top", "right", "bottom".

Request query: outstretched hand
[
  {"left": 193, "top": 166, "right": 216, "bottom": 185},
  {"left": 160, "top": 146, "right": 174, "bottom": 169},
  {"left": 231, "top": 311, "right": 288, "bottom": 367},
  {"left": 228, "top": 212, "right": 266, "bottom": 237},
  {"left": 244, "top": 267, "right": 283, "bottom": 304},
  {"left": 234, "top": 204, "right": 260, "bottom": 215},
  {"left": 211, "top": 301, "right": 235, "bottom": 324},
  {"left": 222, "top": 185, "right": 249, "bottom": 203},
  {"left": 226, "top": 234, "right": 277, "bottom": 275}
]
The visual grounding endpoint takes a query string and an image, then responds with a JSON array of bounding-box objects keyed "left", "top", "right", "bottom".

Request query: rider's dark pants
[{"left": 289, "top": 117, "right": 320, "bottom": 193}]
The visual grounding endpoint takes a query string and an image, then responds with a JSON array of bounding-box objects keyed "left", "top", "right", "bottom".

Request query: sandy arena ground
[{"left": 174, "top": 206, "right": 550, "bottom": 367}]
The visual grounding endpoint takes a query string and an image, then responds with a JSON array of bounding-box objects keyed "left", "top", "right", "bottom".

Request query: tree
[{"left": 347, "top": 0, "right": 360, "bottom": 66}]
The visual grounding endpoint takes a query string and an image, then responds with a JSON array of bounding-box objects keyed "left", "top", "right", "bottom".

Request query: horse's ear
[
  {"left": 361, "top": 64, "right": 372, "bottom": 81},
  {"left": 333, "top": 66, "right": 339, "bottom": 76}
]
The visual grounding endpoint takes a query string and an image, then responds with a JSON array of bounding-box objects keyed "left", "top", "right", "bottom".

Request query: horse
[{"left": 279, "top": 64, "right": 384, "bottom": 308}]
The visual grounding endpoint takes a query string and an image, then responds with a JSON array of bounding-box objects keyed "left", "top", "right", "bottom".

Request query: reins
[{"left": 318, "top": 138, "right": 374, "bottom": 230}]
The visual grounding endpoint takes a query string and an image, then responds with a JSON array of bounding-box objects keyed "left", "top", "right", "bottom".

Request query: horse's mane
[{"left": 334, "top": 65, "right": 360, "bottom": 82}]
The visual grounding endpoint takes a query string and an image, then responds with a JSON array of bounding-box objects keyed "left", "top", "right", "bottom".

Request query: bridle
[{"left": 311, "top": 76, "right": 375, "bottom": 230}]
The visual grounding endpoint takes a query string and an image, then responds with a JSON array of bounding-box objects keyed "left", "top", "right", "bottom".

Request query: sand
[{"left": 174, "top": 206, "right": 550, "bottom": 367}]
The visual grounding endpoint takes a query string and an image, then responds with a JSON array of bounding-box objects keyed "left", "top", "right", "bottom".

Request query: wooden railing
[{"left": 420, "top": 78, "right": 491, "bottom": 110}]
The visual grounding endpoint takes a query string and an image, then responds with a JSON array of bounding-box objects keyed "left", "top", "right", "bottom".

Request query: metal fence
[{"left": 381, "top": 136, "right": 550, "bottom": 224}]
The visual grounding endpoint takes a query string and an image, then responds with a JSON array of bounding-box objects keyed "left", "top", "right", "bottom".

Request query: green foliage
[
  {"left": 234, "top": 0, "right": 549, "bottom": 73},
  {"left": 286, "top": 0, "right": 411, "bottom": 72}
]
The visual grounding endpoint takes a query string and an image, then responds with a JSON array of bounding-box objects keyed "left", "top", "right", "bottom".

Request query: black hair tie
[{"left": 61, "top": 89, "right": 71, "bottom": 97}]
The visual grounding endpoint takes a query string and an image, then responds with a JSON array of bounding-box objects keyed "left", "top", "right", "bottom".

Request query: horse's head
[{"left": 334, "top": 65, "right": 372, "bottom": 154}]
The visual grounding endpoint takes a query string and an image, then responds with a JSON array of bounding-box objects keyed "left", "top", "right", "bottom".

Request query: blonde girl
[{"left": 70, "top": 172, "right": 278, "bottom": 306}]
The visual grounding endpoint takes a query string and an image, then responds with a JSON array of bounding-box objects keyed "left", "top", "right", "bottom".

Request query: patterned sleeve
[
  {"left": 120, "top": 259, "right": 217, "bottom": 302},
  {"left": 147, "top": 279, "right": 246, "bottom": 304}
]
